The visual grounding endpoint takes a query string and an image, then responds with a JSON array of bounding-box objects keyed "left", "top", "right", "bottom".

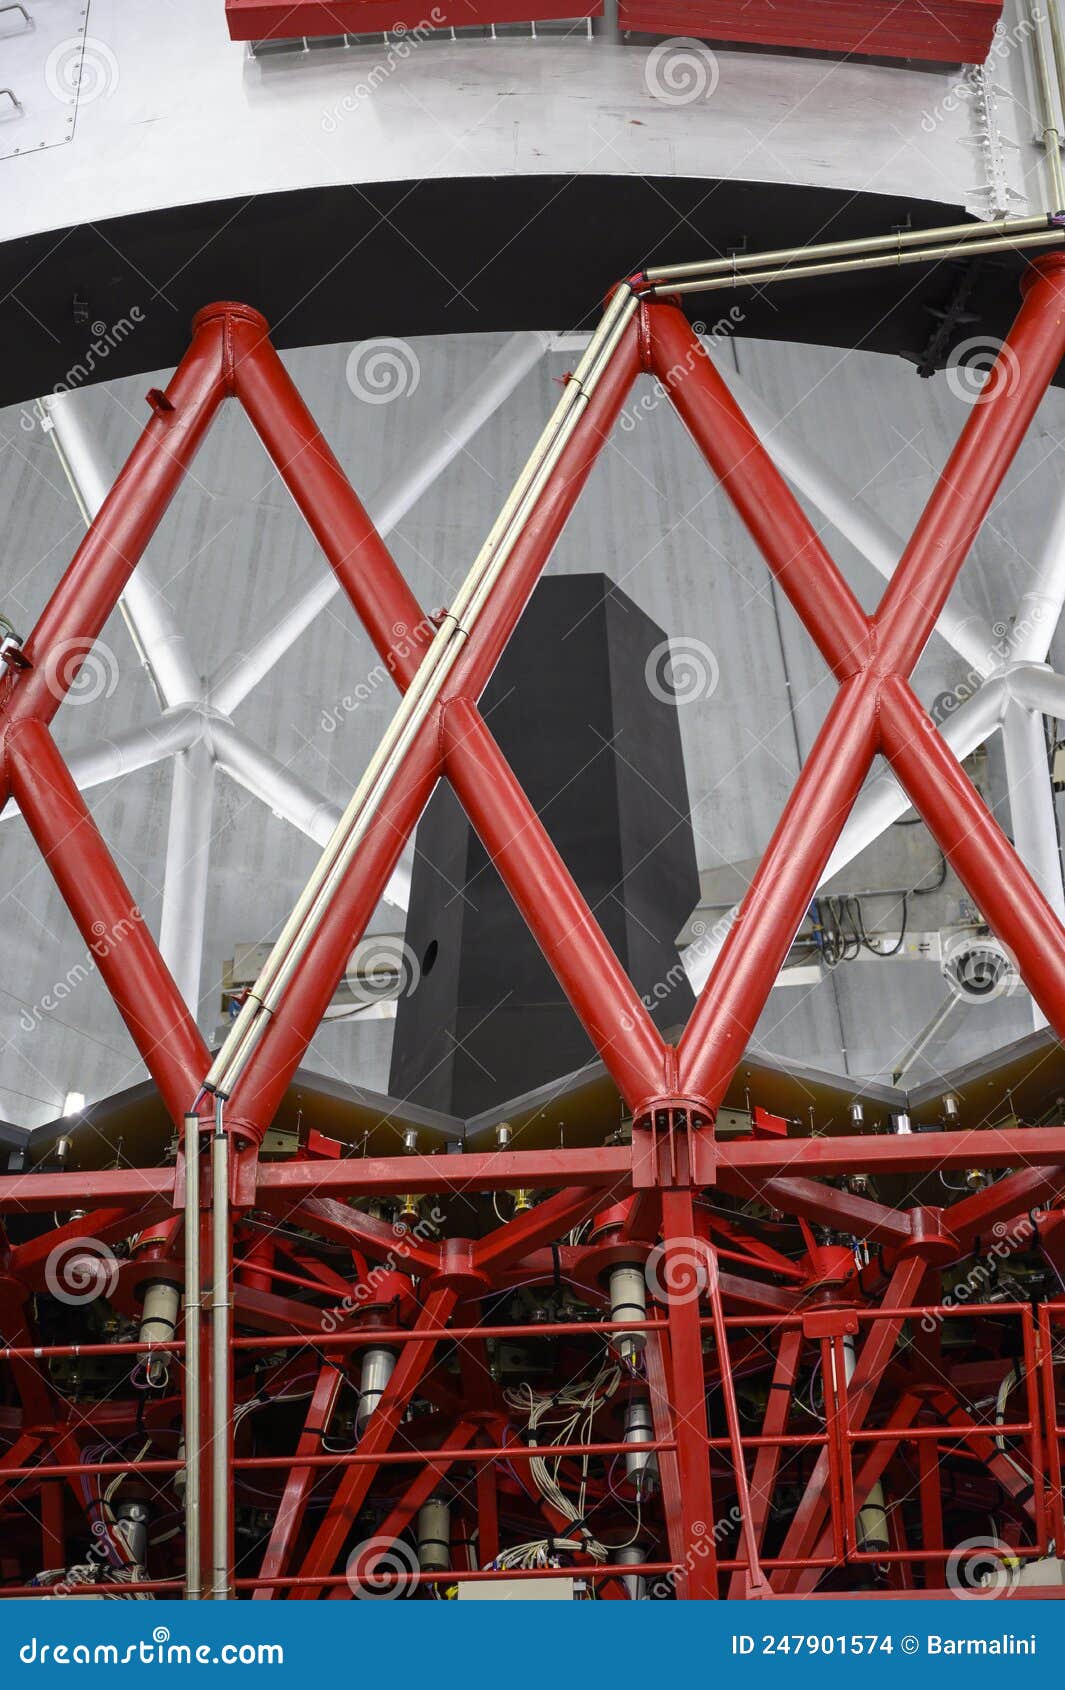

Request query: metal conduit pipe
[
  {"left": 182, "top": 1111, "right": 202, "bottom": 1601},
  {"left": 1031, "top": 0, "right": 1065, "bottom": 212},
  {"left": 644, "top": 214, "right": 1059, "bottom": 283},
  {"left": 204, "top": 287, "right": 640, "bottom": 1101},
  {"left": 210, "top": 1099, "right": 231, "bottom": 1599},
  {"left": 647, "top": 231, "right": 1065, "bottom": 298},
  {"left": 1049, "top": 0, "right": 1065, "bottom": 129}
]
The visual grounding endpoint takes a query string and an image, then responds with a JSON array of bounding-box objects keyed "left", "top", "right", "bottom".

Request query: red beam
[
  {"left": 4, "top": 720, "right": 210, "bottom": 1124},
  {"left": 442, "top": 697, "right": 668, "bottom": 1108}
]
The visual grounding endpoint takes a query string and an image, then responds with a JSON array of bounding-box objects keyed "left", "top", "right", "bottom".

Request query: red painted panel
[
  {"left": 617, "top": 0, "right": 1003, "bottom": 65},
  {"left": 226, "top": 0, "right": 600, "bottom": 38}
]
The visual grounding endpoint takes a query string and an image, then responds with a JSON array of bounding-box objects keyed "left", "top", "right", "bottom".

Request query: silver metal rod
[
  {"left": 1031, "top": 0, "right": 1065, "bottom": 211},
  {"left": 182, "top": 1111, "right": 201, "bottom": 1601},
  {"left": 644, "top": 214, "right": 1056, "bottom": 283},
  {"left": 648, "top": 230, "right": 1065, "bottom": 298},
  {"left": 1049, "top": 0, "right": 1065, "bottom": 116},
  {"left": 205, "top": 288, "right": 639, "bottom": 1100},
  {"left": 210, "top": 1101, "right": 231, "bottom": 1600}
]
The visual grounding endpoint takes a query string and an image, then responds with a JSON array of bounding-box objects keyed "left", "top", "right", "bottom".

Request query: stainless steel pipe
[
  {"left": 644, "top": 214, "right": 1058, "bottom": 284},
  {"left": 210, "top": 1100, "right": 231, "bottom": 1599},
  {"left": 182, "top": 1111, "right": 201, "bottom": 1600},
  {"left": 646, "top": 229, "right": 1065, "bottom": 297}
]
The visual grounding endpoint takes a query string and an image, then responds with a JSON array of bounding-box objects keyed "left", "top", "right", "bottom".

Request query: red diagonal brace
[
  {"left": 295, "top": 1286, "right": 457, "bottom": 1595},
  {"left": 4, "top": 717, "right": 209, "bottom": 1122},
  {"left": 441, "top": 696, "right": 669, "bottom": 1107}
]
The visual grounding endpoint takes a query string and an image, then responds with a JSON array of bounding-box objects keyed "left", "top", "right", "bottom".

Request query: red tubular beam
[
  {"left": 659, "top": 1188, "right": 718, "bottom": 1597},
  {"left": 223, "top": 730, "right": 440, "bottom": 1142},
  {"left": 228, "top": 319, "right": 430, "bottom": 688},
  {"left": 226, "top": 325, "right": 640, "bottom": 1142},
  {"left": 727, "top": 1329, "right": 802, "bottom": 1598},
  {"left": 253, "top": 1363, "right": 344, "bottom": 1599},
  {"left": 4, "top": 719, "right": 210, "bottom": 1120},
  {"left": 254, "top": 1145, "right": 632, "bottom": 1197},
  {"left": 0, "top": 1168, "right": 173, "bottom": 1211},
  {"left": 875, "top": 255, "right": 1065, "bottom": 672},
  {"left": 643, "top": 302, "right": 873, "bottom": 680},
  {"left": 446, "top": 319, "right": 642, "bottom": 705},
  {"left": 940, "top": 1164, "right": 1065, "bottom": 1246},
  {"left": 678, "top": 676, "right": 879, "bottom": 1107},
  {"left": 295, "top": 1286, "right": 458, "bottom": 1594},
  {"left": 442, "top": 697, "right": 668, "bottom": 1107},
  {"left": 471, "top": 1183, "right": 620, "bottom": 1275},
  {"left": 772, "top": 1254, "right": 926, "bottom": 1592},
  {"left": 879, "top": 674, "right": 1065, "bottom": 1039},
  {"left": 0, "top": 308, "right": 230, "bottom": 731},
  {"left": 717, "top": 1170, "right": 913, "bottom": 1247}
]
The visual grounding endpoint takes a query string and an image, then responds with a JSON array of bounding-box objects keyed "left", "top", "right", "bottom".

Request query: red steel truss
[{"left": 2, "top": 266, "right": 1065, "bottom": 1598}]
